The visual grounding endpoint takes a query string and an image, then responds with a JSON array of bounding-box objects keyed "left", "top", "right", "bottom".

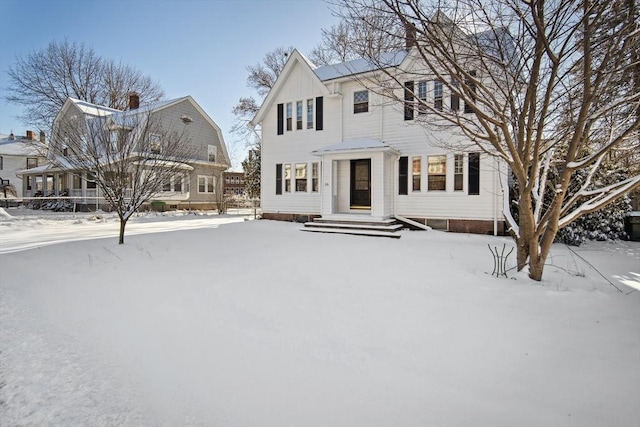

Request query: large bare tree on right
[{"left": 337, "top": 0, "right": 640, "bottom": 281}]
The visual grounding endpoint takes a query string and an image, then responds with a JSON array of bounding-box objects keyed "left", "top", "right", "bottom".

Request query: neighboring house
[
  {"left": 250, "top": 47, "right": 507, "bottom": 235},
  {"left": 0, "top": 131, "right": 48, "bottom": 199},
  {"left": 18, "top": 95, "right": 230, "bottom": 210},
  {"left": 223, "top": 171, "right": 246, "bottom": 198}
]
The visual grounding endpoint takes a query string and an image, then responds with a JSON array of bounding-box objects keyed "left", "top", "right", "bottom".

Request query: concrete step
[
  {"left": 303, "top": 221, "right": 403, "bottom": 232},
  {"left": 300, "top": 226, "right": 402, "bottom": 238}
]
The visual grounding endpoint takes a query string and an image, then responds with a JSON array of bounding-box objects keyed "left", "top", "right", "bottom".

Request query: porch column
[{"left": 320, "top": 159, "right": 334, "bottom": 216}]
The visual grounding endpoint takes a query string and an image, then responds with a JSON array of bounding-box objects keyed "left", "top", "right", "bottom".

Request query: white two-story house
[{"left": 250, "top": 46, "right": 507, "bottom": 235}]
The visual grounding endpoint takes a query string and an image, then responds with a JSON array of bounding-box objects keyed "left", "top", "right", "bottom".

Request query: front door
[{"left": 350, "top": 159, "right": 371, "bottom": 209}]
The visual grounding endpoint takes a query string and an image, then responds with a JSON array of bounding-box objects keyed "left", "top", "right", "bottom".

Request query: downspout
[{"left": 494, "top": 156, "right": 498, "bottom": 236}]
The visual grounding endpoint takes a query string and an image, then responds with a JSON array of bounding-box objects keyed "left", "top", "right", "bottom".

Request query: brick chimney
[
  {"left": 40, "top": 130, "right": 46, "bottom": 143},
  {"left": 129, "top": 93, "right": 140, "bottom": 110},
  {"left": 405, "top": 23, "right": 417, "bottom": 49},
  {"left": 26, "top": 130, "right": 34, "bottom": 140}
]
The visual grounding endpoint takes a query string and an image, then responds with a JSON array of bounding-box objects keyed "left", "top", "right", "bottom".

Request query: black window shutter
[
  {"left": 399, "top": 156, "right": 408, "bottom": 195},
  {"left": 275, "top": 164, "right": 282, "bottom": 195},
  {"left": 468, "top": 153, "right": 480, "bottom": 195},
  {"left": 277, "top": 104, "right": 284, "bottom": 135},
  {"left": 315, "top": 97, "right": 323, "bottom": 131},
  {"left": 404, "top": 81, "right": 414, "bottom": 121}
]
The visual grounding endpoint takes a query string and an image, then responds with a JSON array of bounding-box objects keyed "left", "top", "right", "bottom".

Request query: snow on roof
[
  {"left": 106, "top": 97, "right": 190, "bottom": 126},
  {"left": 69, "top": 98, "right": 121, "bottom": 117},
  {"left": 312, "top": 137, "right": 397, "bottom": 154},
  {"left": 314, "top": 50, "right": 408, "bottom": 81},
  {"left": 0, "top": 134, "right": 45, "bottom": 156}
]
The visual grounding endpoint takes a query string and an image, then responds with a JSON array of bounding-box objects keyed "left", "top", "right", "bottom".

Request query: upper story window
[
  {"left": 307, "top": 99, "right": 314, "bottom": 129},
  {"left": 434, "top": 80, "right": 443, "bottom": 111},
  {"left": 208, "top": 145, "right": 217, "bottom": 162},
  {"left": 286, "top": 102, "right": 293, "bottom": 131},
  {"left": 417, "top": 81, "right": 428, "bottom": 115},
  {"left": 296, "top": 101, "right": 303, "bottom": 130},
  {"left": 353, "top": 90, "right": 369, "bottom": 114},
  {"left": 26, "top": 157, "right": 38, "bottom": 169},
  {"left": 0, "top": 156, "right": 3, "bottom": 170},
  {"left": 148, "top": 133, "right": 162, "bottom": 154}
]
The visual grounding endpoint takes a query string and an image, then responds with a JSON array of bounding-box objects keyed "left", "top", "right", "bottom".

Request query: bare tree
[
  {"left": 51, "top": 110, "right": 197, "bottom": 244},
  {"left": 309, "top": 7, "right": 406, "bottom": 65},
  {"left": 335, "top": 0, "right": 640, "bottom": 281},
  {"left": 5, "top": 40, "right": 164, "bottom": 133}
]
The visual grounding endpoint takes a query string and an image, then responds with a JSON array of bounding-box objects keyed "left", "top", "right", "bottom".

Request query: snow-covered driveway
[{"left": 0, "top": 209, "right": 247, "bottom": 254}]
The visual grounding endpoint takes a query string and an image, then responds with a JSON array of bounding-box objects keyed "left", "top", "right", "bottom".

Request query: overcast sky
[{"left": 0, "top": 0, "right": 338, "bottom": 168}]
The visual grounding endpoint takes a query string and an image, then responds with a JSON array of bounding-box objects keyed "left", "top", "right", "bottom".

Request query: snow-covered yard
[{"left": 0, "top": 208, "right": 638, "bottom": 426}]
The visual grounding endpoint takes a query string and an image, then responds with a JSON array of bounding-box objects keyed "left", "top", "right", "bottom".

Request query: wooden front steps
[{"left": 302, "top": 217, "right": 403, "bottom": 238}]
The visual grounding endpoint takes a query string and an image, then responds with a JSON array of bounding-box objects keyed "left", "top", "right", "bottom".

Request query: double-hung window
[
  {"left": 353, "top": 90, "right": 369, "bottom": 113},
  {"left": 434, "top": 80, "right": 443, "bottom": 111},
  {"left": 312, "top": 162, "right": 319, "bottom": 192},
  {"left": 417, "top": 81, "right": 428, "bottom": 115},
  {"left": 296, "top": 101, "right": 303, "bottom": 130},
  {"left": 284, "top": 164, "right": 291, "bottom": 192},
  {"left": 286, "top": 102, "right": 292, "bottom": 131},
  {"left": 307, "top": 99, "right": 314, "bottom": 129},
  {"left": 428, "top": 155, "right": 447, "bottom": 191},
  {"left": 208, "top": 145, "right": 217, "bottom": 162},
  {"left": 198, "top": 175, "right": 215, "bottom": 193},
  {"left": 454, "top": 154, "right": 464, "bottom": 191},
  {"left": 295, "top": 163, "right": 307, "bottom": 192},
  {"left": 412, "top": 157, "right": 421, "bottom": 191}
]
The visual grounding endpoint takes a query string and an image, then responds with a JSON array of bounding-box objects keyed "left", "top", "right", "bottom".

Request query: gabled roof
[{"left": 250, "top": 49, "right": 330, "bottom": 127}]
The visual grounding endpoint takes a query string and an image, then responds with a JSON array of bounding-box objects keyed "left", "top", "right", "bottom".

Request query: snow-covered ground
[{"left": 0, "top": 207, "right": 638, "bottom": 426}]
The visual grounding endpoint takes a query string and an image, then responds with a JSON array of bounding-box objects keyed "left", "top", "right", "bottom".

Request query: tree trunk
[
  {"left": 118, "top": 217, "right": 128, "bottom": 245},
  {"left": 515, "top": 193, "right": 534, "bottom": 271}
]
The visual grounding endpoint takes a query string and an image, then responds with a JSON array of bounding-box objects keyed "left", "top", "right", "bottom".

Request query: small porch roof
[{"left": 311, "top": 138, "right": 400, "bottom": 156}]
